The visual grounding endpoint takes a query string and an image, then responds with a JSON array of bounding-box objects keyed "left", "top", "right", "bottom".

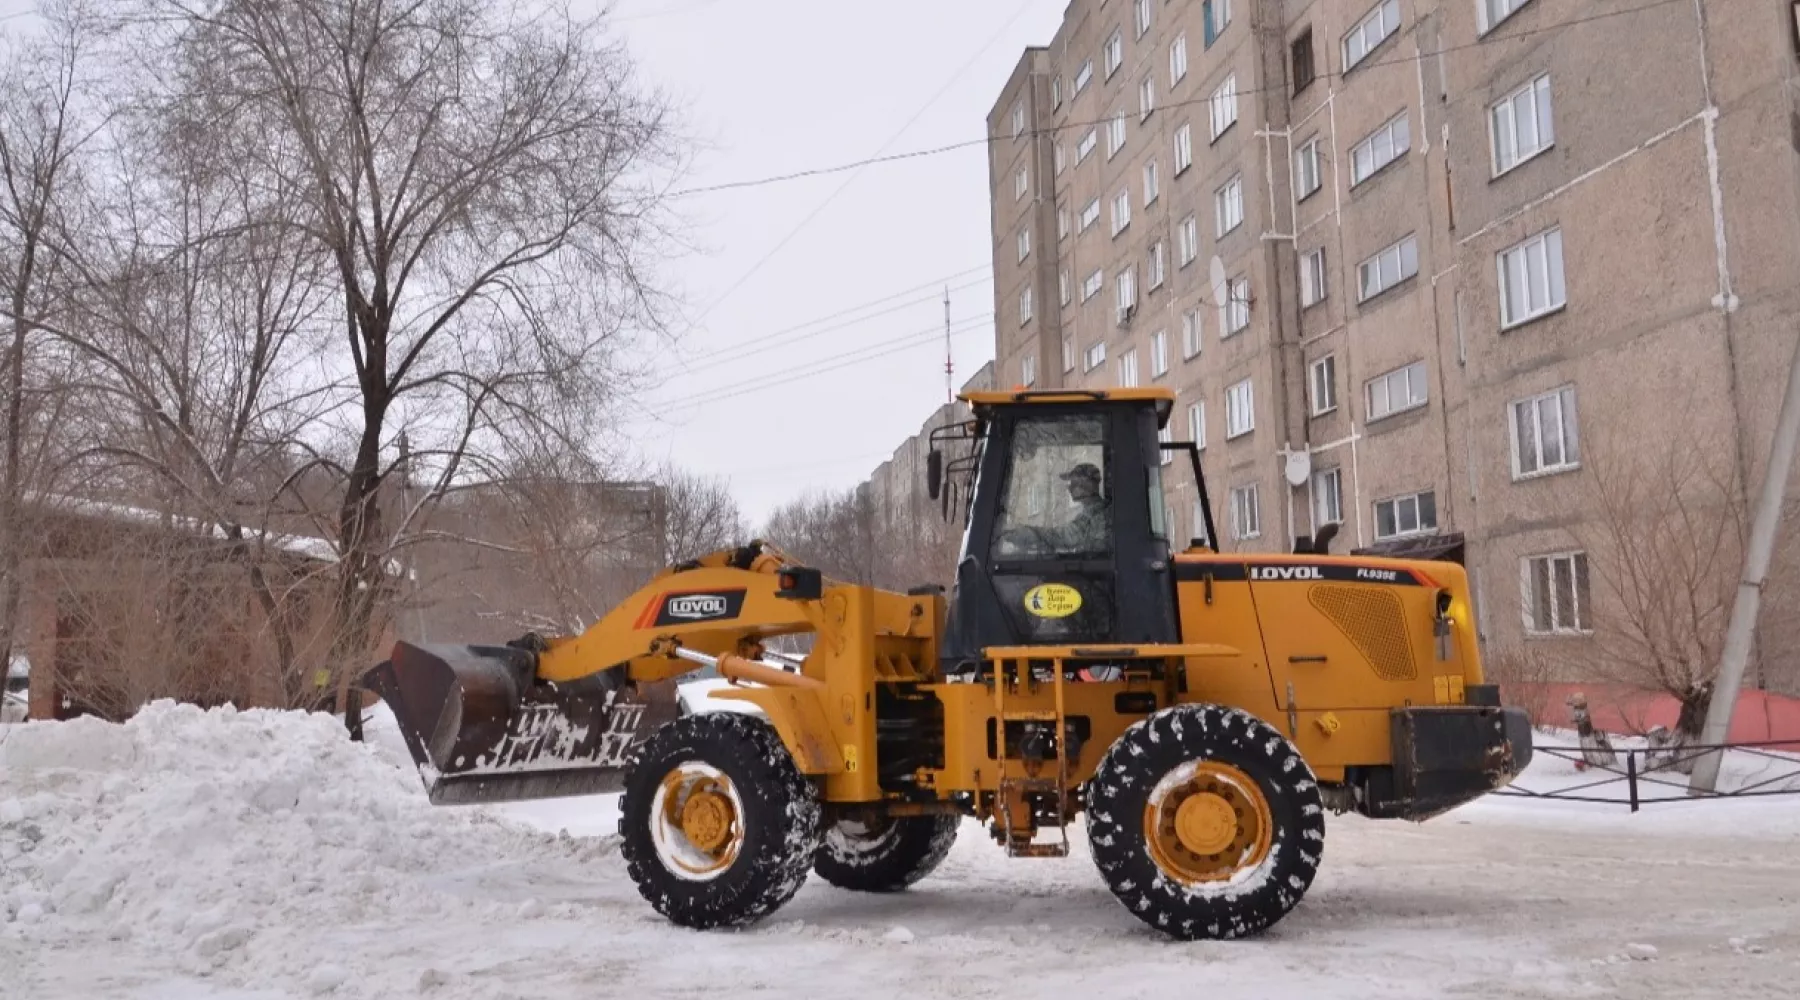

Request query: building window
[
  {"left": 1011, "top": 101, "right": 1025, "bottom": 138},
  {"left": 1230, "top": 483, "right": 1261, "bottom": 540},
  {"left": 1052, "top": 76, "right": 1063, "bottom": 109},
  {"left": 1358, "top": 234, "right": 1419, "bottom": 302},
  {"left": 1292, "top": 28, "right": 1316, "bottom": 94},
  {"left": 1116, "top": 265, "right": 1138, "bottom": 317},
  {"left": 1085, "top": 340, "right": 1106, "bottom": 372},
  {"left": 1492, "top": 74, "right": 1554, "bottom": 176},
  {"left": 1014, "top": 166, "right": 1029, "bottom": 200},
  {"left": 1018, "top": 285, "right": 1034, "bottom": 326},
  {"left": 1511, "top": 385, "right": 1580, "bottom": 478},
  {"left": 1344, "top": 0, "right": 1401, "bottom": 72},
  {"left": 1351, "top": 112, "right": 1410, "bottom": 186},
  {"left": 1300, "top": 247, "right": 1328, "bottom": 307},
  {"left": 1016, "top": 227, "right": 1031, "bottom": 262},
  {"left": 1144, "top": 159, "right": 1161, "bottom": 205},
  {"left": 1188, "top": 401, "right": 1205, "bottom": 448},
  {"left": 1082, "top": 268, "right": 1104, "bottom": 301},
  {"left": 1177, "top": 214, "right": 1199, "bottom": 266},
  {"left": 1204, "top": 0, "right": 1233, "bottom": 47},
  {"left": 1374, "top": 489, "right": 1437, "bottom": 540},
  {"left": 1140, "top": 75, "right": 1156, "bottom": 120},
  {"left": 1080, "top": 197, "right": 1101, "bottom": 232},
  {"left": 1209, "top": 74, "right": 1239, "bottom": 140},
  {"left": 1480, "top": 0, "right": 1536, "bottom": 34},
  {"left": 1224, "top": 276, "right": 1250, "bottom": 335},
  {"left": 1118, "top": 348, "right": 1140, "bottom": 387},
  {"left": 1075, "top": 59, "right": 1094, "bottom": 94},
  {"left": 1058, "top": 208, "right": 1070, "bottom": 241},
  {"left": 1021, "top": 353, "right": 1038, "bottom": 387},
  {"left": 1226, "top": 377, "right": 1254, "bottom": 438},
  {"left": 1078, "top": 128, "right": 1098, "bottom": 163},
  {"left": 1174, "top": 123, "right": 1193, "bottom": 173},
  {"left": 1309, "top": 354, "right": 1337, "bottom": 415},
  {"left": 1523, "top": 550, "right": 1591, "bottom": 635},
  {"left": 1215, "top": 174, "right": 1244, "bottom": 237},
  {"left": 1182, "top": 308, "right": 1202, "bottom": 358},
  {"left": 1135, "top": 0, "right": 1154, "bottom": 37},
  {"left": 1062, "top": 334, "right": 1075, "bottom": 373},
  {"left": 1106, "top": 112, "right": 1127, "bottom": 159},
  {"left": 1498, "top": 227, "right": 1566, "bottom": 328},
  {"left": 1170, "top": 35, "right": 1188, "bottom": 84},
  {"left": 1366, "top": 360, "right": 1428, "bottom": 421},
  {"left": 1294, "top": 137, "right": 1322, "bottom": 199},
  {"left": 1158, "top": 423, "right": 1174, "bottom": 465},
  {"left": 1059, "top": 268, "right": 1071, "bottom": 306},
  {"left": 1313, "top": 467, "right": 1342, "bottom": 526},
  {"left": 1111, "top": 189, "right": 1132, "bottom": 236},
  {"left": 1151, "top": 329, "right": 1169, "bottom": 377},
  {"left": 1149, "top": 241, "right": 1167, "bottom": 289},
  {"left": 1055, "top": 143, "right": 1066, "bottom": 176},
  {"left": 1105, "top": 29, "right": 1124, "bottom": 79}
]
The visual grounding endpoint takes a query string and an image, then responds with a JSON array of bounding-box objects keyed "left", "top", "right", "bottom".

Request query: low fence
[{"left": 1494, "top": 739, "right": 1800, "bottom": 812}]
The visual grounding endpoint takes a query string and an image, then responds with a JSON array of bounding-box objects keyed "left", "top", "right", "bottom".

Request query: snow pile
[{"left": 0, "top": 700, "right": 619, "bottom": 986}]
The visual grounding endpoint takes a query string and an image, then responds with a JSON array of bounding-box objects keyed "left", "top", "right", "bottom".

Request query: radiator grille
[{"left": 1307, "top": 585, "right": 1417, "bottom": 682}]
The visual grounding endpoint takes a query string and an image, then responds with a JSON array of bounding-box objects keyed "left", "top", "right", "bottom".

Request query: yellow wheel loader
[{"left": 361, "top": 388, "right": 1532, "bottom": 940}]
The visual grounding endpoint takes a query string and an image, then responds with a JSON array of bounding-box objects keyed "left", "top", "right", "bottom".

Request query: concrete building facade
[{"left": 987, "top": 0, "right": 1800, "bottom": 688}]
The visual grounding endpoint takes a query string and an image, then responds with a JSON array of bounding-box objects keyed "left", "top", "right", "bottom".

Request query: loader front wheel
[
  {"left": 619, "top": 713, "right": 822, "bottom": 930},
  {"left": 1086, "top": 704, "right": 1324, "bottom": 940},
  {"left": 813, "top": 812, "right": 959, "bottom": 893}
]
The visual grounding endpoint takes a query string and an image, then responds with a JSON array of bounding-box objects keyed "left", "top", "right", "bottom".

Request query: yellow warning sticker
[
  {"left": 843, "top": 744, "right": 859, "bottom": 772},
  {"left": 1024, "top": 583, "right": 1083, "bottom": 618}
]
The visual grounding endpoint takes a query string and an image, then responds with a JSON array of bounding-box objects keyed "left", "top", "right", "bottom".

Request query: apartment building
[{"left": 987, "top": 0, "right": 1800, "bottom": 683}]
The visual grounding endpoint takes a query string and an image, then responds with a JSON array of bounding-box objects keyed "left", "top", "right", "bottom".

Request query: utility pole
[
  {"left": 943, "top": 285, "right": 953, "bottom": 403},
  {"left": 1689, "top": 333, "right": 1800, "bottom": 792}
]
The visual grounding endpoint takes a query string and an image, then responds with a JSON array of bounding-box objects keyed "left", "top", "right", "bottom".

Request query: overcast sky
[{"left": 0, "top": 0, "right": 1066, "bottom": 523}]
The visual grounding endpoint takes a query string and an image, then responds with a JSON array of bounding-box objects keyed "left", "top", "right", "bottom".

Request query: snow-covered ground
[{"left": 4, "top": 702, "right": 1799, "bottom": 999}]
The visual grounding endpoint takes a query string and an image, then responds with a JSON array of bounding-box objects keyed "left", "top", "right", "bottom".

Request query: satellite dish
[{"left": 1284, "top": 450, "right": 1312, "bottom": 487}]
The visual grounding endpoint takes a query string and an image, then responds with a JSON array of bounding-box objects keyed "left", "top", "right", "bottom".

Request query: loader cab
[{"left": 932, "top": 389, "right": 1191, "bottom": 673}]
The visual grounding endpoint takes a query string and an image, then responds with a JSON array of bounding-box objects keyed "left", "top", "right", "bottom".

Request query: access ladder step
[
  {"left": 1008, "top": 841, "right": 1071, "bottom": 859},
  {"left": 1000, "top": 710, "right": 1060, "bottom": 722}
]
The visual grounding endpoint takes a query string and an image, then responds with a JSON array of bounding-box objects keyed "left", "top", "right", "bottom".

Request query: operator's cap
[{"left": 1060, "top": 462, "right": 1101, "bottom": 483}]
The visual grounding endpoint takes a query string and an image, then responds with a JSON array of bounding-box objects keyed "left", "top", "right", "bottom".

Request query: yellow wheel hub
[
  {"left": 656, "top": 770, "right": 743, "bottom": 878},
  {"left": 679, "top": 784, "right": 736, "bottom": 853},
  {"left": 1143, "top": 761, "right": 1274, "bottom": 885}
]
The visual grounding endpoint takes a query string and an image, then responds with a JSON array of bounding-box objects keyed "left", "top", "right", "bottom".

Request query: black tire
[
  {"left": 618, "top": 713, "right": 822, "bottom": 930},
  {"left": 813, "top": 813, "right": 959, "bottom": 892},
  {"left": 1086, "top": 703, "right": 1325, "bottom": 940}
]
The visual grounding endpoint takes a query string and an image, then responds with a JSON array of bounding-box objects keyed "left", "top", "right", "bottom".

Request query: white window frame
[
  {"left": 1018, "top": 285, "right": 1034, "bottom": 326},
  {"left": 1309, "top": 354, "right": 1337, "bottom": 415},
  {"left": 1062, "top": 334, "right": 1076, "bottom": 373},
  {"left": 1300, "top": 247, "right": 1327, "bottom": 307},
  {"left": 1148, "top": 241, "right": 1167, "bottom": 289},
  {"left": 1313, "top": 467, "right": 1343, "bottom": 527},
  {"left": 1374, "top": 489, "right": 1438, "bottom": 541},
  {"left": 1522, "top": 550, "right": 1592, "bottom": 635},
  {"left": 1111, "top": 188, "right": 1132, "bottom": 237},
  {"left": 1479, "top": 0, "right": 1536, "bottom": 35},
  {"left": 1079, "top": 197, "right": 1101, "bottom": 232},
  {"left": 1021, "top": 353, "right": 1038, "bottom": 387},
  {"left": 1058, "top": 208, "right": 1070, "bottom": 242},
  {"left": 1177, "top": 215, "right": 1199, "bottom": 266},
  {"left": 1052, "top": 76, "right": 1063, "bottom": 109},
  {"left": 1498, "top": 227, "right": 1566, "bottom": 329},
  {"left": 1170, "top": 35, "right": 1188, "bottom": 85},
  {"left": 1224, "top": 276, "right": 1250, "bottom": 335},
  {"left": 1230, "top": 483, "right": 1262, "bottom": 541},
  {"left": 1055, "top": 143, "right": 1067, "bottom": 176},
  {"left": 1116, "top": 264, "right": 1138, "bottom": 316},
  {"left": 1143, "top": 159, "right": 1161, "bottom": 205},
  {"left": 1135, "top": 0, "right": 1154, "bottom": 38},
  {"left": 1187, "top": 401, "right": 1206, "bottom": 448},
  {"left": 1181, "top": 308, "right": 1202, "bottom": 359},
  {"left": 1082, "top": 268, "right": 1104, "bottom": 302},
  {"left": 1343, "top": 0, "right": 1402, "bottom": 72},
  {"left": 1085, "top": 340, "right": 1106, "bottom": 372},
  {"left": 1077, "top": 128, "right": 1098, "bottom": 163},
  {"left": 1207, "top": 0, "right": 1234, "bottom": 43},
  {"left": 1140, "top": 75, "right": 1156, "bottom": 121},
  {"left": 1118, "top": 348, "right": 1140, "bottom": 388},
  {"left": 1226, "top": 377, "right": 1255, "bottom": 438},
  {"left": 1106, "top": 112, "right": 1127, "bottom": 160},
  {"left": 1105, "top": 29, "right": 1124, "bottom": 79},
  {"left": 1491, "top": 74, "right": 1554, "bottom": 177},
  {"left": 1294, "top": 137, "right": 1322, "bottom": 200},
  {"left": 1351, "top": 112, "right": 1410, "bottom": 186},
  {"left": 1011, "top": 101, "right": 1025, "bottom": 139},
  {"left": 1014, "top": 166, "right": 1029, "bottom": 201},
  {"left": 1209, "top": 74, "right": 1239, "bottom": 140},
  {"left": 1059, "top": 268, "right": 1071, "bottom": 306},
  {"left": 1365, "top": 360, "right": 1428, "bottom": 421},
  {"left": 1016, "top": 227, "right": 1031, "bottom": 263},
  {"left": 1158, "top": 424, "right": 1174, "bottom": 465},
  {"left": 1358, "top": 234, "right": 1419, "bottom": 302},
  {"left": 1510, "top": 385, "right": 1581, "bottom": 479},
  {"left": 1174, "top": 123, "right": 1193, "bottom": 174},
  {"left": 1214, "top": 174, "right": 1244, "bottom": 237},
  {"left": 1075, "top": 59, "right": 1094, "bottom": 94},
  {"left": 1150, "top": 329, "right": 1169, "bottom": 377}
]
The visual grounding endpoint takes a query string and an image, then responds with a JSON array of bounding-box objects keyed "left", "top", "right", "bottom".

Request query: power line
[{"left": 667, "top": 0, "right": 1689, "bottom": 200}]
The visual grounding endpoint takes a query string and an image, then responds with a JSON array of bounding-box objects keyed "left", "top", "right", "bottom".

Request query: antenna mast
[{"left": 943, "top": 285, "right": 953, "bottom": 403}]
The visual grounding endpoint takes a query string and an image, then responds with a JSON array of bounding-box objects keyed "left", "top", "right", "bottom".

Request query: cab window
[{"left": 991, "top": 415, "right": 1112, "bottom": 559}]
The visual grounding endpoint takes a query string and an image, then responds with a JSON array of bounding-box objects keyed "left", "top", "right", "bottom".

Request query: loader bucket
[{"left": 363, "top": 640, "right": 676, "bottom": 806}]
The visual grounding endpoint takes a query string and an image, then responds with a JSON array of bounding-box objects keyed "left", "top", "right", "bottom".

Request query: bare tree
[
  {"left": 126, "top": 0, "right": 683, "bottom": 703},
  {"left": 657, "top": 463, "right": 745, "bottom": 564}
]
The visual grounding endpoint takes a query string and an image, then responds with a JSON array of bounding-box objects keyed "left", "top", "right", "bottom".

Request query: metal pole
[{"left": 1689, "top": 332, "right": 1800, "bottom": 792}]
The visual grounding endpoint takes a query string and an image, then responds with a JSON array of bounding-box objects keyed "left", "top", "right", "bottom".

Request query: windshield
[{"left": 991, "top": 414, "right": 1112, "bottom": 559}]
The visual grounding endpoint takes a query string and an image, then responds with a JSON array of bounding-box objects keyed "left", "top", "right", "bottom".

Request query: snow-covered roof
[{"left": 30, "top": 491, "right": 341, "bottom": 563}]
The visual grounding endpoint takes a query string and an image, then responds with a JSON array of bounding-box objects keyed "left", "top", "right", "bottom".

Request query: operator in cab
[{"left": 1058, "top": 461, "right": 1110, "bottom": 553}]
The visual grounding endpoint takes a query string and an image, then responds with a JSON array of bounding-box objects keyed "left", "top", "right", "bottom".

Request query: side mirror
[{"left": 926, "top": 448, "right": 943, "bottom": 501}]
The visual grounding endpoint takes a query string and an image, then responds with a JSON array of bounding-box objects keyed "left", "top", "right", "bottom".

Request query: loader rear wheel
[
  {"left": 1086, "top": 703, "right": 1324, "bottom": 940},
  {"left": 813, "top": 813, "right": 959, "bottom": 893},
  {"left": 618, "top": 713, "right": 822, "bottom": 930}
]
